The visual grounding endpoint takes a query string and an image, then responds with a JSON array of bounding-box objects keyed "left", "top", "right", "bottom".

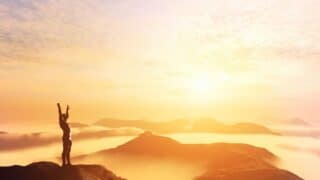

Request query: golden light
[
  {"left": 188, "top": 74, "right": 214, "bottom": 95},
  {"left": 180, "top": 72, "right": 230, "bottom": 103}
]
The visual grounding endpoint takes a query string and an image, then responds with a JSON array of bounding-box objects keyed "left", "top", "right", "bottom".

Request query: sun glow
[
  {"left": 188, "top": 74, "right": 215, "bottom": 95},
  {"left": 180, "top": 72, "right": 231, "bottom": 103}
]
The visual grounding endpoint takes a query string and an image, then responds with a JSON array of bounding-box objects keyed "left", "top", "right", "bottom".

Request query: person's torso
[{"left": 60, "top": 121, "right": 71, "bottom": 140}]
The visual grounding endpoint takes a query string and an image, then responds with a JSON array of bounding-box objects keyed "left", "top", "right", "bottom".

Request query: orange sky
[{"left": 1, "top": 0, "right": 320, "bottom": 130}]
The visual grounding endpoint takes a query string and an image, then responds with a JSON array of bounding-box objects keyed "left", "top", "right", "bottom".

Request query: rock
[{"left": 0, "top": 161, "right": 125, "bottom": 180}]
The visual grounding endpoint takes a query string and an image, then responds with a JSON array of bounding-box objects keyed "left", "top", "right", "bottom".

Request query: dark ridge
[
  {"left": 0, "top": 161, "right": 126, "bottom": 180},
  {"left": 196, "top": 168, "right": 303, "bottom": 180}
]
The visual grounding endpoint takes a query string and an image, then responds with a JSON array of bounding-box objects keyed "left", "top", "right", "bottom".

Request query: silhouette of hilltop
[
  {"left": 285, "top": 118, "right": 311, "bottom": 126},
  {"left": 0, "top": 162, "right": 125, "bottom": 180},
  {"left": 94, "top": 131, "right": 276, "bottom": 162}
]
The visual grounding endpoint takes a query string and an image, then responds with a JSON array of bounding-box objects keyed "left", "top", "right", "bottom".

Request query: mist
[{"left": 1, "top": 132, "right": 319, "bottom": 180}]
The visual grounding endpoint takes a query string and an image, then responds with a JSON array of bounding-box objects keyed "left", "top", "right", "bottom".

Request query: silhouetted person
[{"left": 57, "top": 103, "right": 72, "bottom": 166}]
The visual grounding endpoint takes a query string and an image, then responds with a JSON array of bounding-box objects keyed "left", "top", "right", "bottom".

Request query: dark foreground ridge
[
  {"left": 0, "top": 162, "right": 125, "bottom": 180},
  {"left": 197, "top": 168, "right": 303, "bottom": 180}
]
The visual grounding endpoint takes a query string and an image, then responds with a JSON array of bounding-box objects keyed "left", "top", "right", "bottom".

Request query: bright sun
[
  {"left": 189, "top": 75, "right": 214, "bottom": 94},
  {"left": 187, "top": 73, "right": 215, "bottom": 95},
  {"left": 181, "top": 72, "right": 229, "bottom": 102}
]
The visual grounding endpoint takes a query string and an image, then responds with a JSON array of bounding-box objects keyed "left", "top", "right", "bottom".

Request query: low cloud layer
[{"left": 0, "top": 125, "right": 142, "bottom": 151}]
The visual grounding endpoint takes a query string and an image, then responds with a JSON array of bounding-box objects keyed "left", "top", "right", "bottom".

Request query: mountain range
[{"left": 95, "top": 118, "right": 279, "bottom": 135}]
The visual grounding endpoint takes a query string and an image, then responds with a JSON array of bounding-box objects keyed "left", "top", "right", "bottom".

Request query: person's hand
[{"left": 67, "top": 105, "right": 70, "bottom": 110}]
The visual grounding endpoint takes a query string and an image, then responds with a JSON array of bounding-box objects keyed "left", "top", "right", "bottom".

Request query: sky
[{"left": 1, "top": 0, "right": 320, "bottom": 130}]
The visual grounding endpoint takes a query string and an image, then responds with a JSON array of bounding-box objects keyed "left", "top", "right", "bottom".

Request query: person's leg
[
  {"left": 62, "top": 145, "right": 66, "bottom": 166},
  {"left": 66, "top": 140, "right": 72, "bottom": 165}
]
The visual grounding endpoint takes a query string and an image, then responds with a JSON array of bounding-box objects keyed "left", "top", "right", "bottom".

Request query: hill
[
  {"left": 77, "top": 132, "right": 301, "bottom": 180},
  {"left": 0, "top": 162, "right": 125, "bottom": 180}
]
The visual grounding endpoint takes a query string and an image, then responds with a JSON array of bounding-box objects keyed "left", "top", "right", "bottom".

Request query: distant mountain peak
[
  {"left": 286, "top": 118, "right": 311, "bottom": 126},
  {"left": 134, "top": 131, "right": 179, "bottom": 142},
  {"left": 139, "top": 131, "right": 153, "bottom": 137},
  {"left": 104, "top": 131, "right": 181, "bottom": 156}
]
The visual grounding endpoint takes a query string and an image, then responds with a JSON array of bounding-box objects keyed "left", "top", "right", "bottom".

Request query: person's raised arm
[
  {"left": 65, "top": 105, "right": 70, "bottom": 120},
  {"left": 57, "top": 103, "right": 62, "bottom": 118}
]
